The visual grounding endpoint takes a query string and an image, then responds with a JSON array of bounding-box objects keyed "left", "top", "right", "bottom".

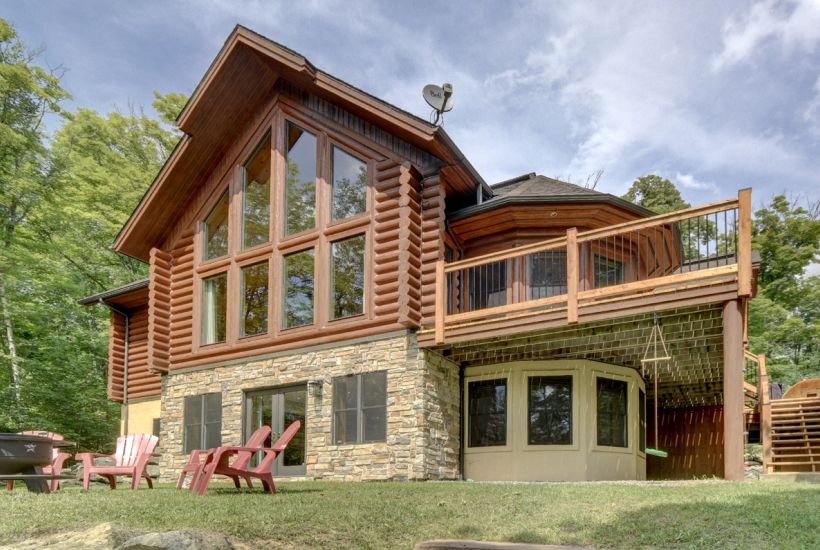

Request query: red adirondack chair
[
  {"left": 196, "top": 420, "right": 301, "bottom": 496},
  {"left": 5, "top": 431, "right": 72, "bottom": 492},
  {"left": 76, "top": 433, "right": 159, "bottom": 490},
  {"left": 176, "top": 425, "right": 272, "bottom": 491}
]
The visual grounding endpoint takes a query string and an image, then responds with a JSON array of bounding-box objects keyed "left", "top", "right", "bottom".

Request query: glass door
[{"left": 245, "top": 385, "right": 306, "bottom": 476}]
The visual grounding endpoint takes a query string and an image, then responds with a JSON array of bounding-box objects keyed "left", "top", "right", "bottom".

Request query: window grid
[{"left": 332, "top": 371, "right": 387, "bottom": 445}]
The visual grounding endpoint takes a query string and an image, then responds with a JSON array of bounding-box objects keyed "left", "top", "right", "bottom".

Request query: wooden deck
[{"left": 419, "top": 190, "right": 752, "bottom": 348}]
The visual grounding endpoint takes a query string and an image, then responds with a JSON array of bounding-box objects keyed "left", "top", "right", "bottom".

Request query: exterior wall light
[{"left": 307, "top": 379, "right": 323, "bottom": 397}]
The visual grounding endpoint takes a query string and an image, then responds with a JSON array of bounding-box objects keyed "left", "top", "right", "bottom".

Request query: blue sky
[{"left": 5, "top": 0, "right": 820, "bottom": 208}]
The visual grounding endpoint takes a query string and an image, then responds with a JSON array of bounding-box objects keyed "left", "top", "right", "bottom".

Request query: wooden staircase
[{"left": 768, "top": 397, "right": 820, "bottom": 473}]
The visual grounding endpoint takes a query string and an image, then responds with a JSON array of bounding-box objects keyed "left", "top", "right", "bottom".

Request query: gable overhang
[
  {"left": 114, "top": 25, "right": 488, "bottom": 261},
  {"left": 448, "top": 194, "right": 656, "bottom": 223}
]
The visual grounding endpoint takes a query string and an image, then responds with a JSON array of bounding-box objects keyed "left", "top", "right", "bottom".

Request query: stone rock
[
  {"left": 116, "top": 531, "right": 233, "bottom": 550},
  {"left": 0, "top": 523, "right": 136, "bottom": 550}
]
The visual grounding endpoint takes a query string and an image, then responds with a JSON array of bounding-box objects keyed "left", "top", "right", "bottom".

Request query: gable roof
[
  {"left": 449, "top": 172, "right": 655, "bottom": 221},
  {"left": 114, "top": 25, "right": 489, "bottom": 261}
]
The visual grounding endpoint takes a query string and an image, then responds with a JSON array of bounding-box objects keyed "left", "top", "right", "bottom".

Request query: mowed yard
[{"left": 1, "top": 480, "right": 819, "bottom": 549}]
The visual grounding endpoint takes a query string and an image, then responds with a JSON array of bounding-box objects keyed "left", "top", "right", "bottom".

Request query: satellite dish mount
[{"left": 423, "top": 83, "right": 454, "bottom": 126}]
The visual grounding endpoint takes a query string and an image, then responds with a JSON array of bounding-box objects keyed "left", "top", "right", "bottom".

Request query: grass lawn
[{"left": 1, "top": 480, "right": 819, "bottom": 549}]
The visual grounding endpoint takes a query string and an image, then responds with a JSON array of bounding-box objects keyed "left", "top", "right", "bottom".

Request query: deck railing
[{"left": 434, "top": 189, "right": 752, "bottom": 344}]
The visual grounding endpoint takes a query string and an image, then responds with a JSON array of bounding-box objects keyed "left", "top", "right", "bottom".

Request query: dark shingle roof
[{"left": 491, "top": 173, "right": 603, "bottom": 198}]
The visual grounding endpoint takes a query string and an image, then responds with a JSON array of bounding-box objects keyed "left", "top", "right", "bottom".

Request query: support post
[
  {"left": 435, "top": 259, "right": 446, "bottom": 345},
  {"left": 758, "top": 354, "right": 772, "bottom": 474},
  {"left": 566, "top": 228, "right": 578, "bottom": 324},
  {"left": 722, "top": 299, "right": 745, "bottom": 480},
  {"left": 737, "top": 188, "right": 752, "bottom": 297}
]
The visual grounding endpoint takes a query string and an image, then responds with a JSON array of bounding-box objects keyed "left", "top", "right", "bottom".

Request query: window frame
[
  {"left": 239, "top": 259, "right": 270, "bottom": 339},
  {"left": 328, "top": 233, "right": 367, "bottom": 322},
  {"left": 466, "top": 376, "right": 510, "bottom": 450},
  {"left": 593, "top": 374, "right": 630, "bottom": 451},
  {"left": 191, "top": 104, "right": 377, "bottom": 356},
  {"left": 240, "top": 131, "right": 273, "bottom": 252},
  {"left": 183, "top": 392, "right": 222, "bottom": 454},
  {"left": 199, "top": 271, "right": 228, "bottom": 347},
  {"left": 524, "top": 372, "right": 576, "bottom": 449},
  {"left": 332, "top": 371, "right": 388, "bottom": 445}
]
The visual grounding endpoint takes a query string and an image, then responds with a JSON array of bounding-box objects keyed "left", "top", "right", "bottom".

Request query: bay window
[
  {"left": 597, "top": 377, "right": 628, "bottom": 448},
  {"left": 468, "top": 379, "right": 507, "bottom": 447},
  {"left": 527, "top": 375, "right": 572, "bottom": 445}
]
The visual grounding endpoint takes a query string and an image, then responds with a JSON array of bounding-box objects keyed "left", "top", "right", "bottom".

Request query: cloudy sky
[{"left": 5, "top": 0, "right": 820, "bottom": 206}]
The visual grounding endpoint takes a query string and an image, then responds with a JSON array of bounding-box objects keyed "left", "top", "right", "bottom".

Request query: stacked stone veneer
[{"left": 158, "top": 331, "right": 460, "bottom": 482}]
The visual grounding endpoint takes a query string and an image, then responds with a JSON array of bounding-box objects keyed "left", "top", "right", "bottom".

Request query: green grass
[{"left": 2, "top": 480, "right": 819, "bottom": 549}]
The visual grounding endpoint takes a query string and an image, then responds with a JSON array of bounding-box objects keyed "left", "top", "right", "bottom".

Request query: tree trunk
[{"left": 0, "top": 274, "right": 21, "bottom": 406}]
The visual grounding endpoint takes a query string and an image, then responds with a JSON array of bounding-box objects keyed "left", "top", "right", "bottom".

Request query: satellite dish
[{"left": 423, "top": 83, "right": 454, "bottom": 112}]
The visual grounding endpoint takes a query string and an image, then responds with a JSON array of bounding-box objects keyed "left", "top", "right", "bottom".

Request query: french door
[{"left": 245, "top": 385, "right": 306, "bottom": 476}]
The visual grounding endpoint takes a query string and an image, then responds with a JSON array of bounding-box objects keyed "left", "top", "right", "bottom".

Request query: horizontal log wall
[
  {"left": 110, "top": 306, "right": 162, "bottom": 402},
  {"left": 148, "top": 247, "right": 173, "bottom": 373},
  {"left": 169, "top": 229, "right": 195, "bottom": 365}
]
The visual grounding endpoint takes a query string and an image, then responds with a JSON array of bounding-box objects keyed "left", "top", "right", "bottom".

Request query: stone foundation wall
[{"left": 158, "top": 331, "right": 461, "bottom": 482}]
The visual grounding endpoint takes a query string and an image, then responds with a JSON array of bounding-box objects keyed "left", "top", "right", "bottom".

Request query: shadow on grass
[
  {"left": 202, "top": 485, "right": 324, "bottom": 496},
  {"left": 583, "top": 486, "right": 820, "bottom": 549}
]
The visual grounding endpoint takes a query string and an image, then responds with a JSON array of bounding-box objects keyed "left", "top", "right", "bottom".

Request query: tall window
[
  {"left": 333, "top": 371, "right": 387, "bottom": 444},
  {"left": 203, "top": 192, "right": 229, "bottom": 260},
  {"left": 284, "top": 122, "right": 317, "bottom": 236},
  {"left": 529, "top": 251, "right": 567, "bottom": 299},
  {"left": 201, "top": 273, "right": 227, "bottom": 345},
  {"left": 468, "top": 379, "right": 507, "bottom": 447},
  {"left": 242, "top": 133, "right": 271, "bottom": 249},
  {"left": 282, "top": 249, "right": 314, "bottom": 328},
  {"left": 594, "top": 255, "right": 625, "bottom": 288},
  {"left": 240, "top": 262, "right": 268, "bottom": 338},
  {"left": 528, "top": 376, "right": 572, "bottom": 445},
  {"left": 597, "top": 377, "right": 628, "bottom": 448},
  {"left": 183, "top": 392, "right": 222, "bottom": 453},
  {"left": 331, "top": 146, "right": 367, "bottom": 221},
  {"left": 330, "top": 235, "right": 365, "bottom": 319}
]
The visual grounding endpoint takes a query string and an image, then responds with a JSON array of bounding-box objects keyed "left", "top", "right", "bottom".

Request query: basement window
[
  {"left": 639, "top": 388, "right": 646, "bottom": 453},
  {"left": 596, "top": 377, "right": 628, "bottom": 448},
  {"left": 468, "top": 379, "right": 507, "bottom": 447},
  {"left": 183, "top": 392, "right": 222, "bottom": 453},
  {"left": 527, "top": 375, "right": 572, "bottom": 445},
  {"left": 333, "top": 371, "right": 387, "bottom": 444}
]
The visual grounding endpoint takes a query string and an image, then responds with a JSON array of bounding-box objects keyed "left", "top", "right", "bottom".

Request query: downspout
[
  {"left": 99, "top": 299, "right": 130, "bottom": 434},
  {"left": 458, "top": 364, "right": 465, "bottom": 480}
]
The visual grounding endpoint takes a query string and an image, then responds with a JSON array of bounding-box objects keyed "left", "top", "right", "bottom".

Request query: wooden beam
[
  {"left": 567, "top": 228, "right": 578, "bottom": 324},
  {"left": 758, "top": 354, "right": 772, "bottom": 474},
  {"left": 723, "top": 299, "right": 745, "bottom": 481},
  {"left": 737, "top": 188, "right": 752, "bottom": 297},
  {"left": 435, "top": 259, "right": 445, "bottom": 345}
]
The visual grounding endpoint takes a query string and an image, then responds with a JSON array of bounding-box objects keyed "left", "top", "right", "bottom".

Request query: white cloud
[
  {"left": 675, "top": 173, "right": 720, "bottom": 194},
  {"left": 713, "top": 0, "right": 820, "bottom": 71},
  {"left": 805, "top": 75, "right": 820, "bottom": 135}
]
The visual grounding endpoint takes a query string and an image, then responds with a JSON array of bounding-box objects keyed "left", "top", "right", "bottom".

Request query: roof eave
[
  {"left": 448, "top": 194, "right": 656, "bottom": 222},
  {"left": 78, "top": 279, "right": 150, "bottom": 306}
]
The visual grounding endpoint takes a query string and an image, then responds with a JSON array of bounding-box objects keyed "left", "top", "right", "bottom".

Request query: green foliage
[
  {"left": 622, "top": 174, "right": 689, "bottom": 214},
  {"left": 0, "top": 16, "right": 184, "bottom": 450}
]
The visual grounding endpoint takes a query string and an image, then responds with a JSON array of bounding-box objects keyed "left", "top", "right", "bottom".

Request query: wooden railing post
[
  {"left": 435, "top": 259, "right": 446, "bottom": 344},
  {"left": 566, "top": 228, "right": 578, "bottom": 324},
  {"left": 738, "top": 188, "right": 752, "bottom": 297},
  {"left": 758, "top": 353, "right": 772, "bottom": 474}
]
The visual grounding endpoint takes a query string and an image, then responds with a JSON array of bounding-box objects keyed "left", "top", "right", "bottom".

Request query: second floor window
[
  {"left": 284, "top": 122, "right": 317, "bottom": 236},
  {"left": 282, "top": 248, "right": 314, "bottom": 328},
  {"left": 242, "top": 133, "right": 271, "bottom": 249},
  {"left": 331, "top": 235, "right": 365, "bottom": 319},
  {"left": 241, "top": 261, "right": 268, "bottom": 338},
  {"left": 331, "top": 146, "right": 367, "bottom": 221},
  {"left": 529, "top": 251, "right": 567, "bottom": 299},
  {"left": 203, "top": 192, "right": 229, "bottom": 261},
  {"left": 594, "top": 255, "right": 625, "bottom": 288},
  {"left": 201, "top": 273, "right": 227, "bottom": 345}
]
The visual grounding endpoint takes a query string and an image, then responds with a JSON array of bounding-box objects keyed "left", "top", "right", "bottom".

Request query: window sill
[
  {"left": 591, "top": 444, "right": 632, "bottom": 455},
  {"left": 464, "top": 445, "right": 512, "bottom": 454}
]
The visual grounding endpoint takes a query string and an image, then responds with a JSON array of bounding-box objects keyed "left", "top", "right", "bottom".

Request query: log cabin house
[{"left": 80, "top": 25, "right": 766, "bottom": 482}]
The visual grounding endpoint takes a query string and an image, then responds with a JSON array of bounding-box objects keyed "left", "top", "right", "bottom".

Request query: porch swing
[{"left": 640, "top": 316, "right": 670, "bottom": 458}]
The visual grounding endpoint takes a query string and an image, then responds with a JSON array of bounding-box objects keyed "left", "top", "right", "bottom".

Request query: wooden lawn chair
[
  {"left": 76, "top": 433, "right": 158, "bottom": 490},
  {"left": 176, "top": 425, "right": 272, "bottom": 491},
  {"left": 196, "top": 420, "right": 301, "bottom": 496},
  {"left": 5, "top": 431, "right": 72, "bottom": 492}
]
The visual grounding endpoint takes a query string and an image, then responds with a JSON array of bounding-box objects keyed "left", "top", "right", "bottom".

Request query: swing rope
[{"left": 641, "top": 316, "right": 669, "bottom": 458}]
